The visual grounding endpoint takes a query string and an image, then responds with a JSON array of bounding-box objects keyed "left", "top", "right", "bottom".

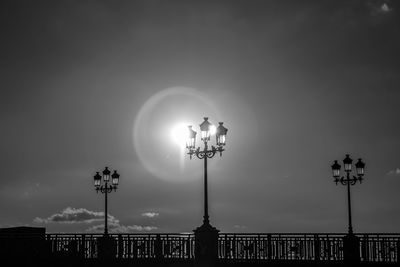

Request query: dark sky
[{"left": 1, "top": 0, "right": 400, "bottom": 233}]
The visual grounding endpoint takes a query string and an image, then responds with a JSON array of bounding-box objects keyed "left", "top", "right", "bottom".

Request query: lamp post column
[
  {"left": 346, "top": 173, "right": 353, "bottom": 235},
  {"left": 203, "top": 143, "right": 209, "bottom": 225},
  {"left": 104, "top": 182, "right": 108, "bottom": 235}
]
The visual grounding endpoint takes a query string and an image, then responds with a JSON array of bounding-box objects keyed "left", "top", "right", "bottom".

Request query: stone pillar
[
  {"left": 194, "top": 223, "right": 219, "bottom": 266},
  {"left": 343, "top": 234, "right": 360, "bottom": 262},
  {"left": 97, "top": 235, "right": 116, "bottom": 259},
  {"left": 155, "top": 234, "right": 163, "bottom": 259}
]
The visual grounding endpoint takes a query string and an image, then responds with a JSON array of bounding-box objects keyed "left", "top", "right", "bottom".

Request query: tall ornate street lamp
[
  {"left": 186, "top": 117, "right": 228, "bottom": 227},
  {"left": 331, "top": 155, "right": 365, "bottom": 234},
  {"left": 93, "top": 167, "right": 120, "bottom": 235},
  {"left": 186, "top": 117, "right": 227, "bottom": 263}
]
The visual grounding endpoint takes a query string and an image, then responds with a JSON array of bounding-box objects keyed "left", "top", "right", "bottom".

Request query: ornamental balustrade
[{"left": 34, "top": 233, "right": 400, "bottom": 263}]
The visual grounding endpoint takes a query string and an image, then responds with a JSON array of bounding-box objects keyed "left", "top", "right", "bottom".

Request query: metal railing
[
  {"left": 358, "top": 234, "right": 400, "bottom": 262},
  {"left": 1, "top": 233, "right": 398, "bottom": 263},
  {"left": 219, "top": 233, "right": 344, "bottom": 261},
  {"left": 219, "top": 233, "right": 400, "bottom": 263},
  {"left": 46, "top": 233, "right": 194, "bottom": 259}
]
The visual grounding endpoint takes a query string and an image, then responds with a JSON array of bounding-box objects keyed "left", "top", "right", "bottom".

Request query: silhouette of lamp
[
  {"left": 331, "top": 155, "right": 365, "bottom": 234},
  {"left": 186, "top": 118, "right": 228, "bottom": 226},
  {"left": 94, "top": 167, "right": 120, "bottom": 235}
]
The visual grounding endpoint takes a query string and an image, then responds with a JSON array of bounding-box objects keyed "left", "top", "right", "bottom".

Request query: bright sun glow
[
  {"left": 171, "top": 123, "right": 189, "bottom": 147},
  {"left": 210, "top": 125, "right": 217, "bottom": 135},
  {"left": 171, "top": 123, "right": 217, "bottom": 147}
]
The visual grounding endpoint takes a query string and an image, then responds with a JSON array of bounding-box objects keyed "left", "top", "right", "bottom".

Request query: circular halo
[{"left": 133, "top": 87, "right": 221, "bottom": 182}]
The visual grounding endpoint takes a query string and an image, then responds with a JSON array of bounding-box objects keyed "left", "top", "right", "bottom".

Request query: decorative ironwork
[
  {"left": 45, "top": 233, "right": 194, "bottom": 259},
  {"left": 38, "top": 233, "right": 400, "bottom": 263}
]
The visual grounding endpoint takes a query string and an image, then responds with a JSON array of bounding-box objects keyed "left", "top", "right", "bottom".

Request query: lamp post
[
  {"left": 331, "top": 155, "right": 365, "bottom": 234},
  {"left": 187, "top": 117, "right": 227, "bottom": 264},
  {"left": 94, "top": 167, "right": 120, "bottom": 235},
  {"left": 186, "top": 117, "right": 228, "bottom": 227}
]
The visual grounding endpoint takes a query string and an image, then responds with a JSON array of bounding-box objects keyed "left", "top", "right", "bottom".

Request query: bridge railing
[
  {"left": 358, "top": 234, "right": 400, "bottom": 262},
  {"left": 218, "top": 233, "right": 400, "bottom": 263},
  {"left": 5, "top": 232, "right": 396, "bottom": 262},
  {"left": 46, "top": 233, "right": 195, "bottom": 259},
  {"left": 219, "top": 233, "right": 344, "bottom": 261}
]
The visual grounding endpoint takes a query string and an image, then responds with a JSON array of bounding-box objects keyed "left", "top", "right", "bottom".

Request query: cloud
[
  {"left": 86, "top": 221, "right": 157, "bottom": 233},
  {"left": 367, "top": 1, "right": 393, "bottom": 16},
  {"left": 34, "top": 207, "right": 158, "bottom": 233},
  {"left": 381, "top": 3, "right": 391, "bottom": 12},
  {"left": 33, "top": 207, "right": 116, "bottom": 224},
  {"left": 141, "top": 212, "right": 159, "bottom": 218},
  {"left": 233, "top": 224, "right": 247, "bottom": 229},
  {"left": 387, "top": 168, "right": 400, "bottom": 176}
]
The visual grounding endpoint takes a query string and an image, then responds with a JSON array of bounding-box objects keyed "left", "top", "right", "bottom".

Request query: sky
[{"left": 1, "top": 0, "right": 400, "bottom": 234}]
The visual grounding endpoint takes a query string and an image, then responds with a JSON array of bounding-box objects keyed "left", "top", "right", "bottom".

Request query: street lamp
[
  {"left": 186, "top": 117, "right": 228, "bottom": 227},
  {"left": 93, "top": 167, "right": 120, "bottom": 235},
  {"left": 331, "top": 154, "right": 365, "bottom": 234}
]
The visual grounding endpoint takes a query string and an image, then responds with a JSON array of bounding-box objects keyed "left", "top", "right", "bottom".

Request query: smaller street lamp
[
  {"left": 331, "top": 154, "right": 365, "bottom": 234},
  {"left": 93, "top": 167, "right": 120, "bottom": 235}
]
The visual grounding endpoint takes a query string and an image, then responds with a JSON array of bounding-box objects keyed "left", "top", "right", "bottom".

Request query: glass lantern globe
[
  {"left": 103, "top": 167, "right": 111, "bottom": 182},
  {"left": 199, "top": 117, "right": 212, "bottom": 142},
  {"left": 216, "top": 122, "right": 228, "bottom": 146},
  {"left": 355, "top": 158, "right": 365, "bottom": 177},
  {"left": 94, "top": 172, "right": 101, "bottom": 188},
  {"left": 112, "top": 170, "right": 120, "bottom": 186},
  {"left": 343, "top": 154, "right": 353, "bottom": 172},
  {"left": 331, "top": 160, "right": 341, "bottom": 178}
]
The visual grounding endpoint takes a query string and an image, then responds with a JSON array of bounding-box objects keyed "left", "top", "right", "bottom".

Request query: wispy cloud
[
  {"left": 33, "top": 207, "right": 115, "bottom": 224},
  {"left": 33, "top": 207, "right": 158, "bottom": 233},
  {"left": 381, "top": 3, "right": 392, "bottom": 13},
  {"left": 387, "top": 168, "right": 400, "bottom": 176},
  {"left": 141, "top": 212, "right": 159, "bottom": 218},
  {"left": 86, "top": 222, "right": 157, "bottom": 233},
  {"left": 367, "top": 1, "right": 393, "bottom": 17}
]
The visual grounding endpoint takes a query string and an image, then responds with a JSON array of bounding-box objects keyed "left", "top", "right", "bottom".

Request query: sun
[
  {"left": 171, "top": 122, "right": 217, "bottom": 147},
  {"left": 171, "top": 123, "right": 190, "bottom": 147},
  {"left": 210, "top": 125, "right": 217, "bottom": 135}
]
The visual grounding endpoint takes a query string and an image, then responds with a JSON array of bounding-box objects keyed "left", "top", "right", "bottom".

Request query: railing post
[
  {"left": 233, "top": 235, "right": 237, "bottom": 259},
  {"left": 118, "top": 234, "right": 123, "bottom": 259},
  {"left": 187, "top": 235, "right": 192, "bottom": 259},
  {"left": 223, "top": 234, "right": 228, "bottom": 259},
  {"left": 314, "top": 234, "right": 320, "bottom": 261},
  {"left": 267, "top": 234, "right": 272, "bottom": 260},
  {"left": 361, "top": 234, "right": 368, "bottom": 261},
  {"left": 81, "top": 234, "right": 86, "bottom": 258},
  {"left": 155, "top": 234, "right": 163, "bottom": 259},
  {"left": 54, "top": 234, "right": 58, "bottom": 255}
]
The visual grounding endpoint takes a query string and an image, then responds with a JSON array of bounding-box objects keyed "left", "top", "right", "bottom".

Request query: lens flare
[
  {"left": 171, "top": 123, "right": 190, "bottom": 147},
  {"left": 132, "top": 86, "right": 221, "bottom": 182},
  {"left": 210, "top": 125, "right": 217, "bottom": 136}
]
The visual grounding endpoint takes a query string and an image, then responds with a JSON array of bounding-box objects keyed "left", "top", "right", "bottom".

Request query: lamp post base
[
  {"left": 194, "top": 222, "right": 220, "bottom": 266},
  {"left": 343, "top": 233, "right": 360, "bottom": 263},
  {"left": 97, "top": 235, "right": 116, "bottom": 259}
]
